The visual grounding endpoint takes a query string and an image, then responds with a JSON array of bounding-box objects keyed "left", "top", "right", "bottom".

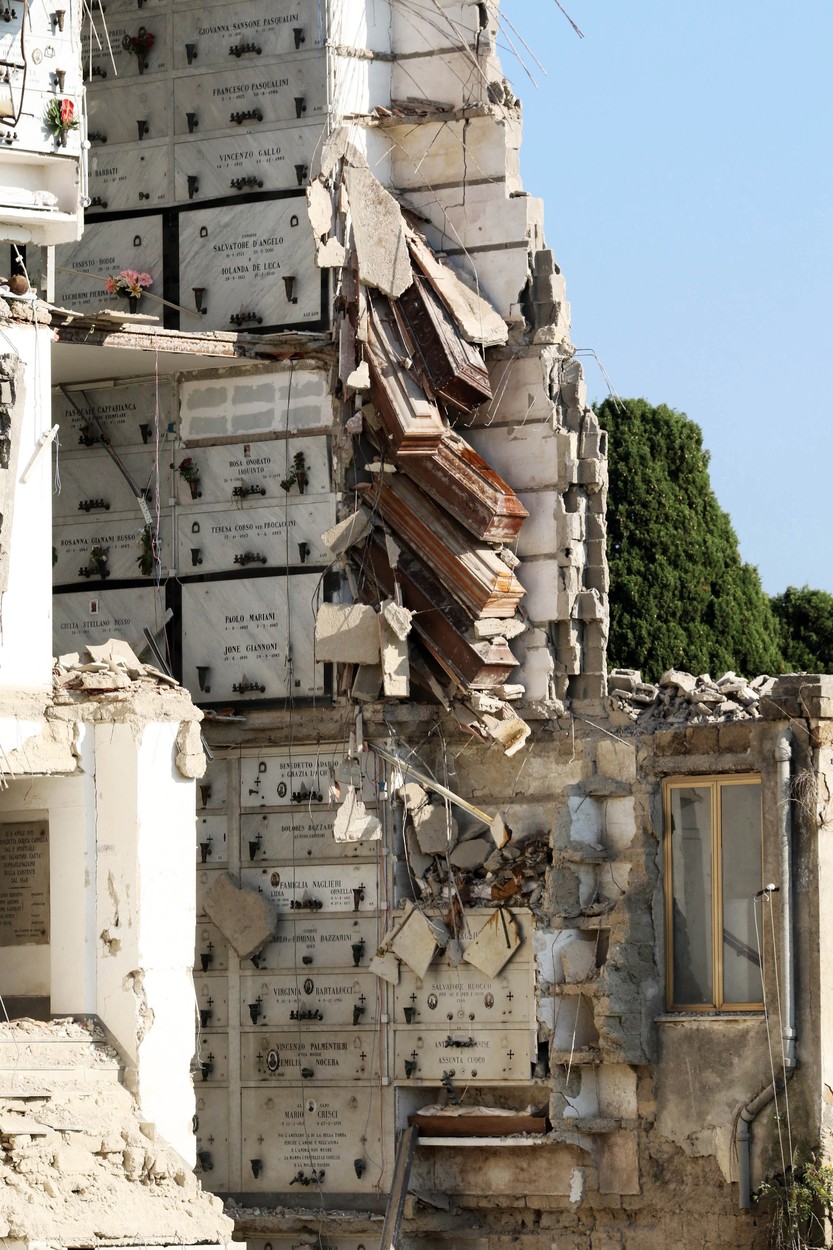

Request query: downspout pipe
[{"left": 738, "top": 729, "right": 796, "bottom": 1210}]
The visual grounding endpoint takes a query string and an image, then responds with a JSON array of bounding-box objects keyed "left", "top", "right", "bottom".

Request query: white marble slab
[
  {"left": 172, "top": 51, "right": 326, "bottom": 135},
  {"left": 240, "top": 1034, "right": 380, "bottom": 1087},
  {"left": 239, "top": 747, "right": 376, "bottom": 808},
  {"left": 88, "top": 142, "right": 170, "bottom": 212},
  {"left": 84, "top": 12, "right": 170, "bottom": 80},
  {"left": 172, "top": 437, "right": 331, "bottom": 505},
  {"left": 53, "top": 514, "right": 172, "bottom": 584},
  {"left": 86, "top": 81, "right": 170, "bottom": 148},
  {"left": 194, "top": 975, "right": 229, "bottom": 1031},
  {"left": 240, "top": 1086, "right": 390, "bottom": 1192},
  {"left": 196, "top": 812, "right": 229, "bottom": 865},
  {"left": 54, "top": 378, "right": 175, "bottom": 449},
  {"left": 241, "top": 809, "right": 376, "bottom": 863},
  {"left": 178, "top": 196, "right": 322, "bottom": 330},
  {"left": 179, "top": 366, "right": 330, "bottom": 441},
  {"left": 395, "top": 959, "right": 534, "bottom": 1030},
  {"left": 173, "top": 1, "right": 323, "bottom": 71},
  {"left": 195, "top": 921, "right": 230, "bottom": 973},
  {"left": 180, "top": 573, "right": 325, "bottom": 702},
  {"left": 55, "top": 215, "right": 164, "bottom": 315},
  {"left": 52, "top": 584, "right": 168, "bottom": 655},
  {"left": 173, "top": 126, "right": 319, "bottom": 202},
  {"left": 53, "top": 448, "right": 170, "bottom": 520},
  {"left": 246, "top": 1240, "right": 378, "bottom": 1250},
  {"left": 178, "top": 499, "right": 335, "bottom": 575},
  {"left": 239, "top": 971, "right": 380, "bottom": 1031},
  {"left": 393, "top": 1027, "right": 533, "bottom": 1083},
  {"left": 240, "top": 863, "right": 378, "bottom": 914},
  {"left": 193, "top": 1087, "right": 230, "bottom": 1189},
  {"left": 253, "top": 915, "right": 381, "bottom": 972}
]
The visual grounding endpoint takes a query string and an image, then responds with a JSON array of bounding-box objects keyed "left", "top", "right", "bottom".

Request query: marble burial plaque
[
  {"left": 195, "top": 1033, "right": 229, "bottom": 1084},
  {"left": 173, "top": 1, "right": 324, "bottom": 71},
  {"left": 173, "top": 52, "right": 326, "bottom": 135},
  {"left": 240, "top": 972, "right": 380, "bottom": 1030},
  {"left": 0, "top": 822, "right": 49, "bottom": 946},
  {"left": 394, "top": 1028, "right": 533, "bottom": 1083},
  {"left": 53, "top": 515, "right": 171, "bottom": 585},
  {"left": 196, "top": 813, "right": 228, "bottom": 866},
  {"left": 241, "top": 1086, "right": 390, "bottom": 1193},
  {"left": 84, "top": 12, "right": 170, "bottom": 80},
  {"left": 179, "top": 500, "right": 335, "bottom": 575},
  {"left": 194, "top": 975, "right": 229, "bottom": 1031},
  {"left": 52, "top": 585, "right": 168, "bottom": 656},
  {"left": 86, "top": 82, "right": 170, "bottom": 149},
  {"left": 53, "top": 448, "right": 169, "bottom": 521},
  {"left": 55, "top": 215, "right": 164, "bottom": 316},
  {"left": 240, "top": 748, "right": 377, "bottom": 808},
  {"left": 178, "top": 197, "right": 321, "bottom": 332},
  {"left": 194, "top": 1086, "right": 230, "bottom": 1191},
  {"left": 174, "top": 126, "right": 320, "bottom": 203},
  {"left": 195, "top": 922, "right": 230, "bottom": 974},
  {"left": 254, "top": 914, "right": 382, "bottom": 972},
  {"left": 179, "top": 365, "right": 331, "bottom": 442},
  {"left": 197, "top": 757, "right": 229, "bottom": 813},
  {"left": 173, "top": 436, "right": 331, "bottom": 507},
  {"left": 240, "top": 1031, "right": 376, "bottom": 1084},
  {"left": 180, "top": 574, "right": 324, "bottom": 703},
  {"left": 241, "top": 808, "right": 378, "bottom": 863},
  {"left": 88, "top": 143, "right": 170, "bottom": 213},
  {"left": 54, "top": 379, "right": 174, "bottom": 449},
  {"left": 241, "top": 863, "right": 379, "bottom": 914},
  {"left": 395, "top": 961, "right": 533, "bottom": 1029}
]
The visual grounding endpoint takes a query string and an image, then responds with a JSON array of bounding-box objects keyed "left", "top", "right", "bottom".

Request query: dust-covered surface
[{"left": 0, "top": 1018, "right": 232, "bottom": 1247}]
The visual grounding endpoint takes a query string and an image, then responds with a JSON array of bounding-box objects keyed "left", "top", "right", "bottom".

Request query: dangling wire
[{"left": 754, "top": 893, "right": 787, "bottom": 1179}]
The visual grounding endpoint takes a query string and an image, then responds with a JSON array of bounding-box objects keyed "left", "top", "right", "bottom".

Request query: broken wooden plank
[
  {"left": 406, "top": 226, "right": 508, "bottom": 346},
  {"left": 365, "top": 296, "right": 446, "bottom": 455},
  {"left": 400, "top": 429, "right": 528, "bottom": 543},
  {"left": 358, "top": 474, "right": 524, "bottom": 618},
  {"left": 380, "top": 1125, "right": 418, "bottom": 1250},
  {"left": 394, "top": 274, "right": 492, "bottom": 411}
]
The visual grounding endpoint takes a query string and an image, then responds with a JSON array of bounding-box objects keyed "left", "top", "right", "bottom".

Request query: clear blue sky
[{"left": 504, "top": 0, "right": 833, "bottom": 596}]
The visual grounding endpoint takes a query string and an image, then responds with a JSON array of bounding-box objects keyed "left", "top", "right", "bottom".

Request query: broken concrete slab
[
  {"left": 204, "top": 872, "right": 277, "bottom": 959},
  {"left": 369, "top": 948, "right": 400, "bottom": 985},
  {"left": 401, "top": 782, "right": 457, "bottom": 854},
  {"left": 448, "top": 837, "right": 491, "bottom": 870},
  {"left": 344, "top": 165, "right": 413, "bottom": 298},
  {"left": 321, "top": 507, "right": 373, "bottom": 556},
  {"left": 314, "top": 603, "right": 381, "bottom": 664},
  {"left": 462, "top": 907, "right": 521, "bottom": 978},
  {"left": 381, "top": 612, "right": 410, "bottom": 698},
  {"left": 407, "top": 227, "right": 507, "bottom": 346},
  {"left": 382, "top": 598, "right": 413, "bottom": 641},
  {"left": 332, "top": 785, "right": 382, "bottom": 843},
  {"left": 346, "top": 361, "right": 371, "bottom": 391}
]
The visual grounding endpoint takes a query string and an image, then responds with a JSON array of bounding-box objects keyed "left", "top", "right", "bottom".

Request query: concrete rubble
[
  {"left": 0, "top": 1018, "right": 232, "bottom": 1248},
  {"left": 609, "top": 666, "right": 775, "bottom": 725}
]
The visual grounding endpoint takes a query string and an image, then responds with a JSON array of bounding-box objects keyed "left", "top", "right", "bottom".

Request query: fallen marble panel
[{"left": 180, "top": 573, "right": 325, "bottom": 703}]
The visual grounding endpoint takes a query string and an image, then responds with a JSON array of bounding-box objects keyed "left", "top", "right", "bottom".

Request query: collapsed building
[{"left": 0, "top": 3, "right": 832, "bottom": 1250}]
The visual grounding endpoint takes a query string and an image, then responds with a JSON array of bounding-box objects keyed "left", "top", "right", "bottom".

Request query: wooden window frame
[{"left": 663, "top": 773, "right": 764, "bottom": 1013}]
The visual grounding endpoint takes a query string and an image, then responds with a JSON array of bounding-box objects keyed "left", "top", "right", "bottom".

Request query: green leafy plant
[
  {"left": 280, "top": 450, "right": 307, "bottom": 494},
  {"left": 137, "top": 525, "right": 155, "bottom": 577},
  {"left": 756, "top": 1156, "right": 833, "bottom": 1249}
]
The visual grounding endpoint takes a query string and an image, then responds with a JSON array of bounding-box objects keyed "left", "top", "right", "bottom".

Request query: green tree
[
  {"left": 596, "top": 396, "right": 783, "bottom": 682},
  {"left": 770, "top": 585, "right": 833, "bottom": 673}
]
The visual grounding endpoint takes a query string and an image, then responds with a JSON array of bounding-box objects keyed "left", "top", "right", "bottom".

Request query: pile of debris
[
  {"left": 307, "top": 141, "right": 532, "bottom": 756},
  {"left": 0, "top": 1017, "right": 231, "bottom": 1247},
  {"left": 609, "top": 667, "right": 776, "bottom": 725},
  {"left": 53, "top": 639, "right": 187, "bottom": 704}
]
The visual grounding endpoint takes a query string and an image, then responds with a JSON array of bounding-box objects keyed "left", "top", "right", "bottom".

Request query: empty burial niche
[
  {"left": 553, "top": 1066, "right": 600, "bottom": 1120},
  {"left": 552, "top": 994, "right": 599, "bottom": 1052},
  {"left": 560, "top": 931, "right": 608, "bottom": 984}
]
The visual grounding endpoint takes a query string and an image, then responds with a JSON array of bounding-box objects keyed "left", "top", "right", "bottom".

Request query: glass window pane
[
  {"left": 670, "top": 786, "right": 713, "bottom": 1005},
  {"left": 721, "top": 783, "right": 763, "bottom": 1005}
]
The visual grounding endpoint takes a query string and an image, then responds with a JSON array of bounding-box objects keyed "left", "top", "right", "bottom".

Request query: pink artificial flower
[{"left": 60, "top": 98, "right": 74, "bottom": 126}]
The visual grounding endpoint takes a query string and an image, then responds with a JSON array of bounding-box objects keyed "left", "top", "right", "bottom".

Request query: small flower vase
[
  {"left": 138, "top": 59, "right": 145, "bottom": 75},
  {"left": 58, "top": 131, "right": 67, "bottom": 147},
  {"left": 128, "top": 295, "right": 139, "bottom": 313},
  {"left": 188, "top": 477, "right": 201, "bottom": 500}
]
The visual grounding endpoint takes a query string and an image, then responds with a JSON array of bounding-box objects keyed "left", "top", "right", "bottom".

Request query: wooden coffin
[
  {"left": 365, "top": 296, "right": 446, "bottom": 456},
  {"left": 400, "top": 429, "right": 528, "bottom": 543},
  {"left": 394, "top": 275, "right": 492, "bottom": 412},
  {"left": 361, "top": 534, "right": 519, "bottom": 689},
  {"left": 406, "top": 227, "right": 508, "bottom": 347},
  {"left": 358, "top": 474, "right": 525, "bottom": 619}
]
